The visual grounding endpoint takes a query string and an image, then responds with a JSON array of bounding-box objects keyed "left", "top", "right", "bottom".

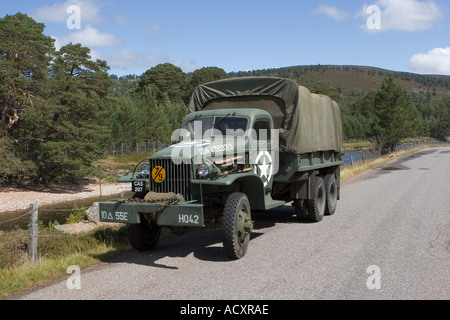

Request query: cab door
[{"left": 252, "top": 118, "right": 274, "bottom": 190}]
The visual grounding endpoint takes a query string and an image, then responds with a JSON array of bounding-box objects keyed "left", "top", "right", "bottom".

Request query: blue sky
[{"left": 2, "top": 0, "right": 450, "bottom": 76}]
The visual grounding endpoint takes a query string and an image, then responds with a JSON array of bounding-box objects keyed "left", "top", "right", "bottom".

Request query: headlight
[{"left": 197, "top": 163, "right": 209, "bottom": 177}]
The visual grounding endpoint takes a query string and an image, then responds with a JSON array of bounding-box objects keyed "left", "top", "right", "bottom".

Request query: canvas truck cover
[{"left": 189, "top": 77, "right": 342, "bottom": 154}]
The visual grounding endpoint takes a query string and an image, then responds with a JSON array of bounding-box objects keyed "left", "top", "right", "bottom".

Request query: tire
[
  {"left": 324, "top": 174, "right": 338, "bottom": 216},
  {"left": 126, "top": 192, "right": 161, "bottom": 251},
  {"left": 126, "top": 217, "right": 161, "bottom": 251},
  {"left": 306, "top": 176, "right": 326, "bottom": 222},
  {"left": 294, "top": 199, "right": 308, "bottom": 221},
  {"left": 222, "top": 192, "right": 253, "bottom": 259}
]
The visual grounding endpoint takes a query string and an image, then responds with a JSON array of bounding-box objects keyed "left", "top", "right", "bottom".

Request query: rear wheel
[
  {"left": 324, "top": 174, "right": 338, "bottom": 216},
  {"left": 294, "top": 199, "right": 308, "bottom": 221},
  {"left": 222, "top": 192, "right": 253, "bottom": 259},
  {"left": 306, "top": 176, "right": 326, "bottom": 222}
]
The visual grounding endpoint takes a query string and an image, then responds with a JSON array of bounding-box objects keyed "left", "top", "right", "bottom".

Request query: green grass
[
  {"left": 0, "top": 205, "right": 174, "bottom": 298},
  {"left": 0, "top": 213, "right": 130, "bottom": 298},
  {"left": 342, "top": 140, "right": 371, "bottom": 150},
  {"left": 94, "top": 152, "right": 154, "bottom": 183},
  {"left": 98, "top": 152, "right": 153, "bottom": 170}
]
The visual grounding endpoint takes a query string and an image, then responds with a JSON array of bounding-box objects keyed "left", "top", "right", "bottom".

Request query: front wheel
[
  {"left": 222, "top": 192, "right": 253, "bottom": 260},
  {"left": 126, "top": 215, "right": 161, "bottom": 251}
]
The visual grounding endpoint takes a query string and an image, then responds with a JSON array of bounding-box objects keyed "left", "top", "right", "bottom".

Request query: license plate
[{"left": 132, "top": 181, "right": 147, "bottom": 193}]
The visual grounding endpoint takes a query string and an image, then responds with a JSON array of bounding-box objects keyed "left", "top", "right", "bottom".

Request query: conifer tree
[
  {"left": 372, "top": 76, "right": 419, "bottom": 150},
  {"left": 31, "top": 43, "right": 113, "bottom": 182}
]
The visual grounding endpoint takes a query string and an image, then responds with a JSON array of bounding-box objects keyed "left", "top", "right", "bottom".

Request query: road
[{"left": 18, "top": 147, "right": 450, "bottom": 300}]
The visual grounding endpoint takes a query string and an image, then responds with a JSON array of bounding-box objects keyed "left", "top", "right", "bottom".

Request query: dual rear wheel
[{"left": 295, "top": 174, "right": 337, "bottom": 222}]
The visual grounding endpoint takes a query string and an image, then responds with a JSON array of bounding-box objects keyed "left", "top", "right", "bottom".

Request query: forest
[{"left": 1, "top": 13, "right": 449, "bottom": 185}]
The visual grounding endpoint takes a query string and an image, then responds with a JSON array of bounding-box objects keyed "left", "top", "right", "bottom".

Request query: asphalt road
[{"left": 18, "top": 147, "right": 450, "bottom": 300}]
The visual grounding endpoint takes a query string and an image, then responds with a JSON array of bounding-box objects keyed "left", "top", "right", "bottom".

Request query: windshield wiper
[{"left": 213, "top": 113, "right": 232, "bottom": 128}]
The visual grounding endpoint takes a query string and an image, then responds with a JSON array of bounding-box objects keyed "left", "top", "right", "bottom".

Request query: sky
[{"left": 1, "top": 0, "right": 450, "bottom": 77}]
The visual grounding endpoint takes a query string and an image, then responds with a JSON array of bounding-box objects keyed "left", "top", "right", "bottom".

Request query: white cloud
[
  {"left": 98, "top": 49, "right": 169, "bottom": 72},
  {"left": 173, "top": 60, "right": 200, "bottom": 73},
  {"left": 114, "top": 14, "right": 128, "bottom": 25},
  {"left": 31, "top": 0, "right": 102, "bottom": 24},
  {"left": 316, "top": 5, "right": 350, "bottom": 21},
  {"left": 93, "top": 50, "right": 199, "bottom": 74},
  {"left": 360, "top": 0, "right": 442, "bottom": 32},
  {"left": 148, "top": 23, "right": 161, "bottom": 32},
  {"left": 55, "top": 26, "right": 123, "bottom": 48},
  {"left": 409, "top": 47, "right": 450, "bottom": 75}
]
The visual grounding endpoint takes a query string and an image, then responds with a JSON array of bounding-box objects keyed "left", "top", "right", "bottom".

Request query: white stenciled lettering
[
  {"left": 115, "top": 212, "right": 128, "bottom": 221},
  {"left": 179, "top": 214, "right": 200, "bottom": 224}
]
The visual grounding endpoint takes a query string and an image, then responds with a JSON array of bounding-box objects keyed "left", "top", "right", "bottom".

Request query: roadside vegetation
[
  {"left": 96, "top": 152, "right": 154, "bottom": 183},
  {"left": 0, "top": 216, "right": 129, "bottom": 298},
  {"left": 340, "top": 143, "right": 448, "bottom": 180}
]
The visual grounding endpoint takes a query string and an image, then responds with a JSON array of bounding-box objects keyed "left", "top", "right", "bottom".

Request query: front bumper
[{"left": 98, "top": 200, "right": 204, "bottom": 227}]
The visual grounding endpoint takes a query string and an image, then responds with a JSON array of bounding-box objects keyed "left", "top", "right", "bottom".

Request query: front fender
[{"left": 192, "top": 173, "right": 266, "bottom": 210}]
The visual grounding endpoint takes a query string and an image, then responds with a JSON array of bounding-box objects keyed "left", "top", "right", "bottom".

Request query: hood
[{"left": 151, "top": 137, "right": 247, "bottom": 166}]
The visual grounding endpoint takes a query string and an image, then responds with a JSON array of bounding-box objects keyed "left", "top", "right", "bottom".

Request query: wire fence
[
  {"left": 393, "top": 141, "right": 447, "bottom": 152},
  {"left": 105, "top": 141, "right": 166, "bottom": 155},
  {"left": 342, "top": 141, "right": 448, "bottom": 166},
  {"left": 343, "top": 152, "right": 372, "bottom": 166},
  {"left": 0, "top": 204, "right": 94, "bottom": 264}
]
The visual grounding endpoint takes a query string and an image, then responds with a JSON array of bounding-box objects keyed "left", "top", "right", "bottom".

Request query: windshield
[{"left": 184, "top": 116, "right": 248, "bottom": 138}]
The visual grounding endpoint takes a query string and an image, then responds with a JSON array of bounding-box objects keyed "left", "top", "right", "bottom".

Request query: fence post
[
  {"left": 350, "top": 156, "right": 354, "bottom": 168},
  {"left": 29, "top": 203, "right": 39, "bottom": 264}
]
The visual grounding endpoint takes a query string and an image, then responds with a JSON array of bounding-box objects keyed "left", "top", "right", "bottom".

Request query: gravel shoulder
[{"left": 0, "top": 182, "right": 130, "bottom": 214}]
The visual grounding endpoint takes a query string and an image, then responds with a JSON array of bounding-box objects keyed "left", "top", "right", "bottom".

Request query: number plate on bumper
[{"left": 99, "top": 201, "right": 204, "bottom": 227}]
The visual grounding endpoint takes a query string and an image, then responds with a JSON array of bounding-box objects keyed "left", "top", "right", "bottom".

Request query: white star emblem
[
  {"left": 259, "top": 158, "right": 270, "bottom": 179},
  {"left": 254, "top": 151, "right": 273, "bottom": 187}
]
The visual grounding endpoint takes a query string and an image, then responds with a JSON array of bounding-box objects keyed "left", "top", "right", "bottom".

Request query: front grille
[{"left": 149, "top": 159, "right": 192, "bottom": 201}]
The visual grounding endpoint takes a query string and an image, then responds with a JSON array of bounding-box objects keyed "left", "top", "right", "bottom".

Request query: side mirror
[{"left": 171, "top": 128, "right": 191, "bottom": 144}]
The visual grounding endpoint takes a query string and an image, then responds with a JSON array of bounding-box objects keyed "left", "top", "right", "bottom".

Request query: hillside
[
  {"left": 229, "top": 65, "right": 450, "bottom": 99},
  {"left": 111, "top": 65, "right": 450, "bottom": 100}
]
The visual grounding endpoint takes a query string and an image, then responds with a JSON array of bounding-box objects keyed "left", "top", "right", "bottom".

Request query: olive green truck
[{"left": 99, "top": 77, "right": 343, "bottom": 259}]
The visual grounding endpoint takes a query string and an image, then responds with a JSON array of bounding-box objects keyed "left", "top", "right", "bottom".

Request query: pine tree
[
  {"left": 372, "top": 76, "right": 419, "bottom": 150},
  {"left": 0, "top": 13, "right": 54, "bottom": 136},
  {"left": 0, "top": 13, "right": 54, "bottom": 184},
  {"left": 138, "top": 63, "right": 187, "bottom": 103},
  {"left": 30, "top": 43, "right": 113, "bottom": 182}
]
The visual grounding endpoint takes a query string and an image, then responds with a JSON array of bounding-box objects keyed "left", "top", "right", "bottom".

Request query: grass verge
[
  {"left": 0, "top": 224, "right": 130, "bottom": 298},
  {"left": 340, "top": 144, "right": 449, "bottom": 180}
]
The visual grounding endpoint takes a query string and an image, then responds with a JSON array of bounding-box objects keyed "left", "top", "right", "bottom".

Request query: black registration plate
[{"left": 132, "top": 181, "right": 147, "bottom": 193}]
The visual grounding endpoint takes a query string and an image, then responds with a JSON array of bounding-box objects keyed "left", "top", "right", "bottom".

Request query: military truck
[{"left": 99, "top": 77, "right": 343, "bottom": 259}]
